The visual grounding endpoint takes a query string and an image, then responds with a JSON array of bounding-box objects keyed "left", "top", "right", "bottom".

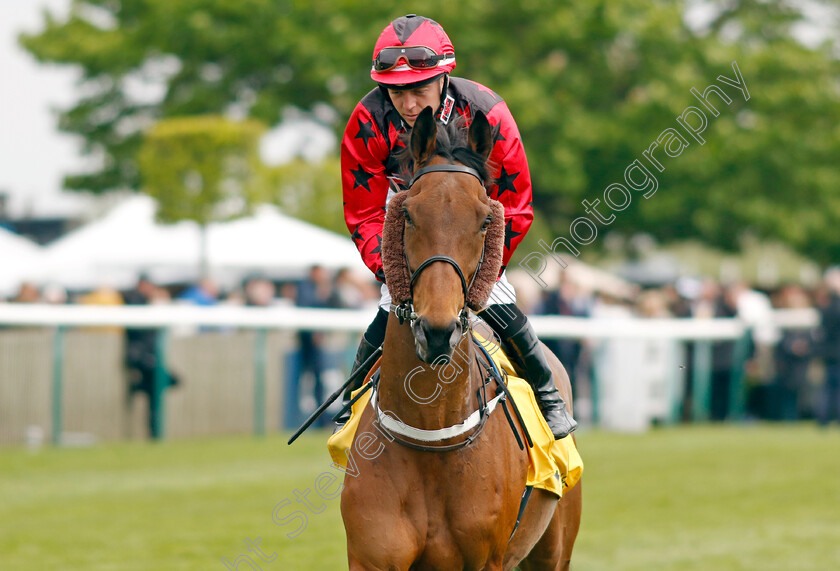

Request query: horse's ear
[
  {"left": 468, "top": 110, "right": 493, "bottom": 160},
  {"left": 410, "top": 106, "right": 437, "bottom": 166}
]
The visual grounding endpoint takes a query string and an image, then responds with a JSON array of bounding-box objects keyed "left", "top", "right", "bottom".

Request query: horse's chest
[
  {"left": 410, "top": 492, "right": 509, "bottom": 570},
  {"left": 405, "top": 451, "right": 523, "bottom": 561},
  {"left": 342, "top": 416, "right": 528, "bottom": 568}
]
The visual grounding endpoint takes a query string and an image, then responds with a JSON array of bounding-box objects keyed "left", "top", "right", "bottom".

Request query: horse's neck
[{"left": 378, "top": 314, "right": 477, "bottom": 431}]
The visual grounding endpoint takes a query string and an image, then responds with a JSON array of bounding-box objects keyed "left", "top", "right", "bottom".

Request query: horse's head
[{"left": 388, "top": 106, "right": 504, "bottom": 364}]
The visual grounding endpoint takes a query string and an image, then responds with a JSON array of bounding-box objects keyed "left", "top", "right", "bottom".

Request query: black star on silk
[
  {"left": 351, "top": 225, "right": 364, "bottom": 244},
  {"left": 492, "top": 123, "right": 506, "bottom": 146},
  {"left": 495, "top": 166, "right": 519, "bottom": 198},
  {"left": 504, "top": 219, "right": 521, "bottom": 251},
  {"left": 351, "top": 165, "right": 374, "bottom": 192},
  {"left": 387, "top": 110, "right": 405, "bottom": 134},
  {"left": 371, "top": 234, "right": 382, "bottom": 255},
  {"left": 384, "top": 154, "right": 402, "bottom": 178},
  {"left": 355, "top": 118, "right": 376, "bottom": 148}
]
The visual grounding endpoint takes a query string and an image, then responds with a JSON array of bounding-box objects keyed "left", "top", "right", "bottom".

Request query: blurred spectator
[
  {"left": 123, "top": 275, "right": 178, "bottom": 440},
  {"left": 772, "top": 285, "right": 814, "bottom": 421},
  {"left": 539, "top": 277, "right": 591, "bottom": 393},
  {"left": 727, "top": 281, "right": 776, "bottom": 340},
  {"left": 177, "top": 277, "right": 221, "bottom": 334},
  {"left": 78, "top": 282, "right": 124, "bottom": 334},
  {"left": 79, "top": 283, "right": 123, "bottom": 306},
  {"left": 294, "top": 265, "right": 332, "bottom": 426},
  {"left": 692, "top": 279, "right": 720, "bottom": 320},
  {"left": 693, "top": 280, "right": 737, "bottom": 421},
  {"left": 42, "top": 283, "right": 68, "bottom": 305},
  {"left": 669, "top": 279, "right": 697, "bottom": 421},
  {"left": 678, "top": 279, "right": 713, "bottom": 419},
  {"left": 178, "top": 277, "right": 219, "bottom": 306},
  {"left": 11, "top": 282, "right": 40, "bottom": 303},
  {"left": 245, "top": 277, "right": 277, "bottom": 307},
  {"left": 297, "top": 266, "right": 331, "bottom": 308},
  {"left": 726, "top": 280, "right": 778, "bottom": 383},
  {"left": 328, "top": 268, "right": 367, "bottom": 309},
  {"left": 662, "top": 282, "right": 692, "bottom": 318},
  {"left": 636, "top": 289, "right": 673, "bottom": 319},
  {"left": 278, "top": 281, "right": 296, "bottom": 305},
  {"left": 221, "top": 288, "right": 246, "bottom": 306},
  {"left": 636, "top": 289, "right": 676, "bottom": 424},
  {"left": 816, "top": 268, "right": 840, "bottom": 427}
]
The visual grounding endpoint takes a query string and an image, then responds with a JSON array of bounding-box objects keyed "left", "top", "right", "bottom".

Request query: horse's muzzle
[{"left": 411, "top": 316, "right": 462, "bottom": 364}]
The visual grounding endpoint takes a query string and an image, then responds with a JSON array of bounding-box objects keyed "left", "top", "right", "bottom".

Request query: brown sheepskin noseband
[{"left": 382, "top": 190, "right": 506, "bottom": 311}]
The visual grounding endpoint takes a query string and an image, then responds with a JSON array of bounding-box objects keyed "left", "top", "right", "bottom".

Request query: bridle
[
  {"left": 409, "top": 163, "right": 484, "bottom": 187},
  {"left": 379, "top": 162, "right": 531, "bottom": 458},
  {"left": 392, "top": 163, "right": 487, "bottom": 331}
]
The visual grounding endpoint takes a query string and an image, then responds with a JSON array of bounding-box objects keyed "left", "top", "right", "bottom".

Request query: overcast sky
[{"left": 0, "top": 0, "right": 88, "bottom": 217}]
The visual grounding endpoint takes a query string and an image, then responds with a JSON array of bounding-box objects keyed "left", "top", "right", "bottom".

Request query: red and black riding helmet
[{"left": 371, "top": 14, "right": 456, "bottom": 89}]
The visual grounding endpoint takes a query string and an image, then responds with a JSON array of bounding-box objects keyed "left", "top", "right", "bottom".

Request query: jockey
[{"left": 339, "top": 14, "right": 577, "bottom": 439}]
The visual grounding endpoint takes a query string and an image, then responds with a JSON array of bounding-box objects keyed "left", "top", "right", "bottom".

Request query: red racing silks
[{"left": 341, "top": 77, "right": 533, "bottom": 282}]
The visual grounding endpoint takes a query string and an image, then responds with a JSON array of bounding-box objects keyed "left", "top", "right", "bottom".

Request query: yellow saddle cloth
[{"left": 327, "top": 333, "right": 583, "bottom": 498}]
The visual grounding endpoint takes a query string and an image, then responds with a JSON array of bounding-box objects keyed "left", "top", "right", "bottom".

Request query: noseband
[{"left": 393, "top": 164, "right": 487, "bottom": 331}]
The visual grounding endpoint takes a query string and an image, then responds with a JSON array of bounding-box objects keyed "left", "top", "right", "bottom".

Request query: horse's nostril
[
  {"left": 411, "top": 317, "right": 428, "bottom": 343},
  {"left": 447, "top": 320, "right": 463, "bottom": 346}
]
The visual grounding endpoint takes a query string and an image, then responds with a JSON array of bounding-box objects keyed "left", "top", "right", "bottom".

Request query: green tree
[
  {"left": 21, "top": 0, "right": 840, "bottom": 264},
  {"left": 265, "top": 157, "right": 346, "bottom": 235},
  {"left": 19, "top": 0, "right": 384, "bottom": 194},
  {"left": 137, "top": 115, "right": 266, "bottom": 275}
]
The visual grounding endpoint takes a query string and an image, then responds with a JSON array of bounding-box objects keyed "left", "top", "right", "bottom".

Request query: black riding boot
[
  {"left": 482, "top": 304, "right": 578, "bottom": 439},
  {"left": 334, "top": 308, "right": 388, "bottom": 427}
]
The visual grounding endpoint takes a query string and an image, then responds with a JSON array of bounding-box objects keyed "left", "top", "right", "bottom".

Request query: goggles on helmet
[{"left": 372, "top": 46, "right": 453, "bottom": 72}]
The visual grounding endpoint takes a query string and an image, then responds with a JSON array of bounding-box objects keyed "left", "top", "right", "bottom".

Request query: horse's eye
[
  {"left": 402, "top": 208, "right": 413, "bottom": 225},
  {"left": 481, "top": 216, "right": 492, "bottom": 231}
]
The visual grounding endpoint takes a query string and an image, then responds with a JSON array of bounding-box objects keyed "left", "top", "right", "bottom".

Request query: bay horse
[{"left": 340, "top": 106, "right": 581, "bottom": 570}]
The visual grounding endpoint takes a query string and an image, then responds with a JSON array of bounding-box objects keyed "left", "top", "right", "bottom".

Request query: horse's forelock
[{"left": 397, "top": 118, "right": 495, "bottom": 188}]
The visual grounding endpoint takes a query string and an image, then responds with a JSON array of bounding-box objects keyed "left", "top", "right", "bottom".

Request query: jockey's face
[{"left": 387, "top": 77, "right": 445, "bottom": 127}]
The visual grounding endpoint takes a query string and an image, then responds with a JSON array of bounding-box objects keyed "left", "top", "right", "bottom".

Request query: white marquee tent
[{"left": 30, "top": 196, "right": 368, "bottom": 290}]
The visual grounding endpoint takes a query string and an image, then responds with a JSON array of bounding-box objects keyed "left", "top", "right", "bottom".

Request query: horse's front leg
[
  {"left": 348, "top": 555, "right": 407, "bottom": 571},
  {"left": 343, "top": 491, "right": 421, "bottom": 571},
  {"left": 347, "top": 544, "right": 418, "bottom": 571}
]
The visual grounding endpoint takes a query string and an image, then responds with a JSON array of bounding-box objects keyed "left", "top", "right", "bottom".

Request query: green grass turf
[{"left": 1, "top": 424, "right": 838, "bottom": 570}]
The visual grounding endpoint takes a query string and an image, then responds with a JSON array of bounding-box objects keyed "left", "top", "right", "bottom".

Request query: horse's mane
[{"left": 396, "top": 116, "right": 497, "bottom": 188}]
